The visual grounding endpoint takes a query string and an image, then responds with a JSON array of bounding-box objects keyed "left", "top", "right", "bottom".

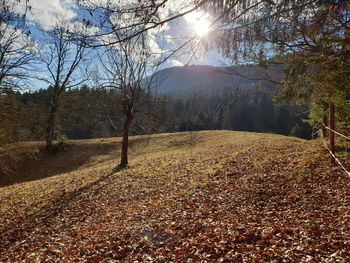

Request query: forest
[{"left": 2, "top": 79, "right": 312, "bottom": 143}]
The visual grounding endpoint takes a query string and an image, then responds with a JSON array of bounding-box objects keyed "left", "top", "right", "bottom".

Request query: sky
[
  {"left": 12, "top": 0, "right": 240, "bottom": 91},
  {"left": 24, "top": 0, "right": 227, "bottom": 68}
]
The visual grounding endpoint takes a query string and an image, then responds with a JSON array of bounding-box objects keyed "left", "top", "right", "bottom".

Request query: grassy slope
[{"left": 0, "top": 131, "right": 349, "bottom": 262}]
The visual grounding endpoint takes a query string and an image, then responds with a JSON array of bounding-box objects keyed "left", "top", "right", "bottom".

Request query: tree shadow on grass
[
  {"left": 0, "top": 142, "right": 117, "bottom": 187},
  {"left": 0, "top": 169, "right": 117, "bottom": 255}
]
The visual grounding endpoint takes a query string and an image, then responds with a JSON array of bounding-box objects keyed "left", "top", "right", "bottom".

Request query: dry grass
[{"left": 0, "top": 131, "right": 264, "bottom": 211}]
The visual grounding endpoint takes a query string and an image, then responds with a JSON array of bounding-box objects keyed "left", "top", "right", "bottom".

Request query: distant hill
[{"left": 148, "top": 64, "right": 283, "bottom": 96}]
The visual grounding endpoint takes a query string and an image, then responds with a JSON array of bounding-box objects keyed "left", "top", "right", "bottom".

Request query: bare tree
[
  {"left": 0, "top": 0, "right": 36, "bottom": 93},
  {"left": 0, "top": 0, "right": 36, "bottom": 151},
  {"left": 99, "top": 31, "right": 160, "bottom": 168},
  {"left": 39, "top": 21, "right": 89, "bottom": 149}
]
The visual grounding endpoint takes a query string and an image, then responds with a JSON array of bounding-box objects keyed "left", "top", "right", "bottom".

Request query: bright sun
[{"left": 186, "top": 11, "right": 211, "bottom": 37}]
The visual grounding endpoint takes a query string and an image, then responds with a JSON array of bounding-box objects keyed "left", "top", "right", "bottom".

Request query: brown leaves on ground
[{"left": 0, "top": 131, "right": 349, "bottom": 262}]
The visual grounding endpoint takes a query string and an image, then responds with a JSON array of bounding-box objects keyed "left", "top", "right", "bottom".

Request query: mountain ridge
[{"left": 149, "top": 64, "right": 283, "bottom": 96}]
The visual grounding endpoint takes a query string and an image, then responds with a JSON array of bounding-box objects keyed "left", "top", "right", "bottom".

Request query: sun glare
[
  {"left": 193, "top": 19, "right": 210, "bottom": 37},
  {"left": 186, "top": 11, "right": 211, "bottom": 37}
]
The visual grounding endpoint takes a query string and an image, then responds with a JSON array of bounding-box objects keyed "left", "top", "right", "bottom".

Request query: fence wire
[{"left": 315, "top": 125, "right": 350, "bottom": 177}]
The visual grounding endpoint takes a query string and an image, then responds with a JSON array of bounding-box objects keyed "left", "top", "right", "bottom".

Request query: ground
[{"left": 0, "top": 131, "right": 349, "bottom": 262}]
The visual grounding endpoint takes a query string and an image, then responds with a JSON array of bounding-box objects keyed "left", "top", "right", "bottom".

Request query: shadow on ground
[{"left": 0, "top": 141, "right": 117, "bottom": 187}]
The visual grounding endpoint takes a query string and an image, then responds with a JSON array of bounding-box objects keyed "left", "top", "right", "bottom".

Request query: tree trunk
[
  {"left": 120, "top": 114, "right": 133, "bottom": 168},
  {"left": 46, "top": 103, "right": 57, "bottom": 149},
  {"left": 329, "top": 102, "right": 336, "bottom": 164}
]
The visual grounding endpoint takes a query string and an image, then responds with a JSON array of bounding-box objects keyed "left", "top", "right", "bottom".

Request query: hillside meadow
[{"left": 0, "top": 131, "right": 349, "bottom": 261}]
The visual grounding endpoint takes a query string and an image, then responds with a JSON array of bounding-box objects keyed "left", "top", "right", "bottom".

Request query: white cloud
[
  {"left": 170, "top": 59, "right": 184, "bottom": 67},
  {"left": 27, "top": 0, "right": 76, "bottom": 28}
]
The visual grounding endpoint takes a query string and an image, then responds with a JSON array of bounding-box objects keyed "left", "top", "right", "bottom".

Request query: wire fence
[
  {"left": 322, "top": 123, "right": 350, "bottom": 140},
  {"left": 315, "top": 123, "right": 350, "bottom": 177}
]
